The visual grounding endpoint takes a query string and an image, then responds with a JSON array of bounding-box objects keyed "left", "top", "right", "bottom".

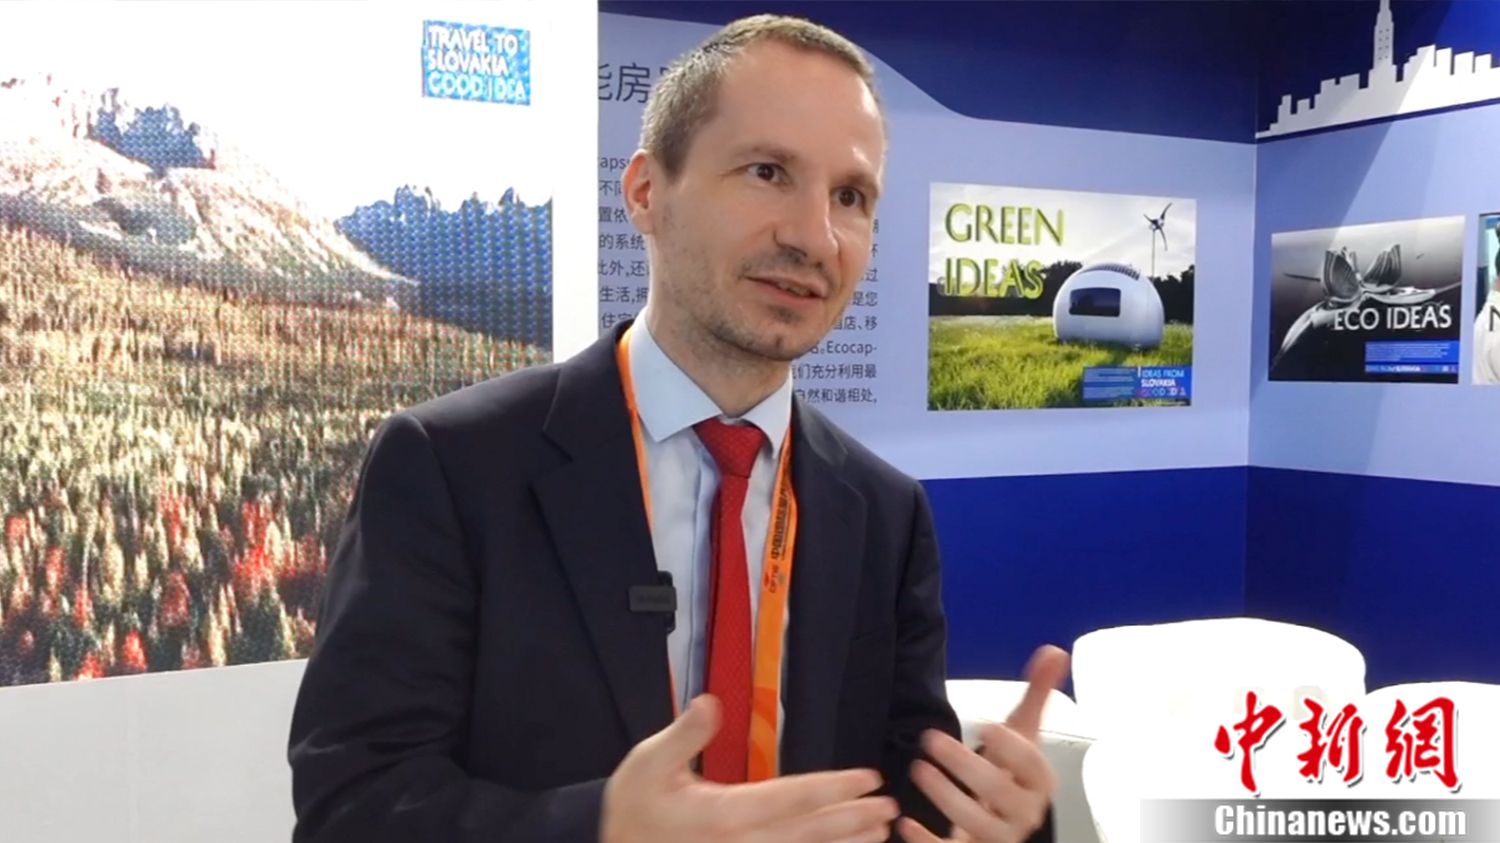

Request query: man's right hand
[{"left": 601, "top": 695, "right": 900, "bottom": 843}]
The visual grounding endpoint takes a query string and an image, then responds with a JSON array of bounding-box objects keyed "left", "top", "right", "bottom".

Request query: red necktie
[{"left": 693, "top": 417, "right": 765, "bottom": 783}]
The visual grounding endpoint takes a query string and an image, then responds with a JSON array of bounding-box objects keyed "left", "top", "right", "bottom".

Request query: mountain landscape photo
[{"left": 0, "top": 73, "right": 551, "bottom": 686}]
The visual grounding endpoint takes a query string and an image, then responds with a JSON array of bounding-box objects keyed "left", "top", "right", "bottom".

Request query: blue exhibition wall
[
  {"left": 599, "top": 1, "right": 1498, "bottom": 688},
  {"left": 1249, "top": 0, "right": 1500, "bottom": 687},
  {"left": 598, "top": 1, "right": 1257, "bottom": 685}
]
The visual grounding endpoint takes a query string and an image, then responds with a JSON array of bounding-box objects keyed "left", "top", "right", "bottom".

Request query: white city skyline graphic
[{"left": 1258, "top": 0, "right": 1500, "bottom": 138}]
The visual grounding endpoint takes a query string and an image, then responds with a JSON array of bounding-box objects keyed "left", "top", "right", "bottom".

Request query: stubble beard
[
  {"left": 655, "top": 206, "right": 827, "bottom": 367},
  {"left": 702, "top": 299, "right": 813, "bottom": 364}
]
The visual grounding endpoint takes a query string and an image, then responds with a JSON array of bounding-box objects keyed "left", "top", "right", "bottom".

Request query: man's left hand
[{"left": 897, "top": 644, "right": 1070, "bottom": 843}]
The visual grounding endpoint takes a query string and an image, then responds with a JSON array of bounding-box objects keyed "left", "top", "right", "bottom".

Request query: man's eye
[
  {"left": 750, "top": 163, "right": 780, "bottom": 181},
  {"left": 836, "top": 188, "right": 865, "bottom": 209}
]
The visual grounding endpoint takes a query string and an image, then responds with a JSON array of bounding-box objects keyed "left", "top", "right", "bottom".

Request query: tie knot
[{"left": 693, "top": 418, "right": 764, "bottom": 479}]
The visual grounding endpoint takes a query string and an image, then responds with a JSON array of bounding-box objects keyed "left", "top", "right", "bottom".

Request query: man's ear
[{"left": 621, "top": 150, "right": 660, "bottom": 235}]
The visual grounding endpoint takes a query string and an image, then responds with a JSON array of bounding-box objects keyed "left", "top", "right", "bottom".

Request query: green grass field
[{"left": 928, "top": 316, "right": 1193, "bottom": 410}]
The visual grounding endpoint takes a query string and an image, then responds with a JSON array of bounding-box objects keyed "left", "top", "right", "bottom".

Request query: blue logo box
[
  {"left": 1082, "top": 366, "right": 1193, "bottom": 403},
  {"left": 423, "top": 20, "right": 531, "bottom": 105},
  {"left": 1363, "top": 340, "right": 1458, "bottom": 375}
]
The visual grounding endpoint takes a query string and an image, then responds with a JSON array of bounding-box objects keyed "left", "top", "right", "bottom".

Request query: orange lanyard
[{"left": 616, "top": 325, "right": 799, "bottom": 781}]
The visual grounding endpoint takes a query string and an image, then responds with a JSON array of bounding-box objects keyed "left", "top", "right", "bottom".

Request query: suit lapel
[
  {"left": 534, "top": 324, "right": 675, "bottom": 747},
  {"left": 780, "top": 399, "right": 867, "bottom": 774}
]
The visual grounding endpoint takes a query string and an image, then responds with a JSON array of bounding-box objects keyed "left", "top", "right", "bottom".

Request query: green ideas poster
[{"left": 928, "top": 182, "right": 1196, "bottom": 410}]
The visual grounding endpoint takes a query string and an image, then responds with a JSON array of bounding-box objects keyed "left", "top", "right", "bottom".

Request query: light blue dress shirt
[{"left": 625, "top": 316, "right": 792, "bottom": 741}]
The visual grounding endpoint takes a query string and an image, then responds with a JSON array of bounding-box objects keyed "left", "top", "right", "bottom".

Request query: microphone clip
[{"left": 628, "top": 571, "right": 676, "bottom": 633}]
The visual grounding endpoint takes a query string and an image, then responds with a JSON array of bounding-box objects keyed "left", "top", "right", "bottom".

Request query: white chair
[
  {"left": 1082, "top": 681, "right": 1500, "bottom": 842},
  {"left": 1072, "top": 618, "right": 1367, "bottom": 747},
  {"left": 946, "top": 679, "right": 1093, "bottom": 742},
  {"left": 1081, "top": 717, "right": 1342, "bottom": 843},
  {"left": 946, "top": 679, "right": 1098, "bottom": 843},
  {"left": 1073, "top": 618, "right": 1369, "bottom": 842},
  {"left": 1082, "top": 729, "right": 1262, "bottom": 843}
]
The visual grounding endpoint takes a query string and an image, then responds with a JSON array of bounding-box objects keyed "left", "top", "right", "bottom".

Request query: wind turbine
[{"left": 1144, "top": 202, "right": 1171, "bottom": 277}]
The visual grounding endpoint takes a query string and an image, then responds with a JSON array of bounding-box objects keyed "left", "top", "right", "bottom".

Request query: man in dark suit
[{"left": 289, "top": 13, "right": 1065, "bottom": 843}]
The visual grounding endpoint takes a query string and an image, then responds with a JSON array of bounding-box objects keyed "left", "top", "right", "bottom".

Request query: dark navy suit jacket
[{"left": 288, "top": 321, "right": 1051, "bottom": 842}]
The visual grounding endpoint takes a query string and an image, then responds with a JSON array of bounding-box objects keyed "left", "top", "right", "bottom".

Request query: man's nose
[{"left": 774, "top": 188, "right": 838, "bottom": 273}]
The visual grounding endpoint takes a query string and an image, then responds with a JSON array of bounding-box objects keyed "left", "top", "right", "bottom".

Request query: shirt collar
[{"left": 627, "top": 314, "right": 792, "bottom": 453}]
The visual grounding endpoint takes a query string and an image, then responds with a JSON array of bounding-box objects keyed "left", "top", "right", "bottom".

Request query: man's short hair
[{"left": 639, "top": 14, "right": 882, "bottom": 181}]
